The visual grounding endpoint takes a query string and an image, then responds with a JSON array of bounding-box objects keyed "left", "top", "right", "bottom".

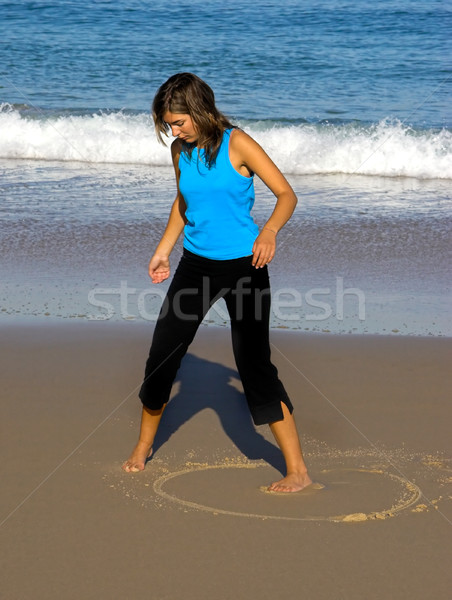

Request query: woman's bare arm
[
  {"left": 229, "top": 129, "right": 297, "bottom": 268},
  {"left": 149, "top": 140, "right": 187, "bottom": 283}
]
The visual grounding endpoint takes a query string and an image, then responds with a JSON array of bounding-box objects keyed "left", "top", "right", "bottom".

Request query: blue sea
[{"left": 0, "top": 0, "right": 451, "bottom": 335}]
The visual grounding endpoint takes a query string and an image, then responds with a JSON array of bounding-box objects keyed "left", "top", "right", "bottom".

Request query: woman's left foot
[{"left": 268, "top": 472, "right": 312, "bottom": 493}]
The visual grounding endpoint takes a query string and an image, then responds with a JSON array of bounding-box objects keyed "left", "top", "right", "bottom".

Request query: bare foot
[
  {"left": 267, "top": 471, "right": 313, "bottom": 493},
  {"left": 122, "top": 441, "right": 153, "bottom": 473}
]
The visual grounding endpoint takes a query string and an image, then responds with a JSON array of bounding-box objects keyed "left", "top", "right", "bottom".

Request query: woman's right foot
[{"left": 122, "top": 442, "right": 153, "bottom": 473}]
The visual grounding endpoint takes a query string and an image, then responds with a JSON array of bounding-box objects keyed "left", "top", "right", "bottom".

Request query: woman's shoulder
[
  {"left": 229, "top": 127, "right": 247, "bottom": 141},
  {"left": 229, "top": 127, "right": 259, "bottom": 148},
  {"left": 229, "top": 128, "right": 264, "bottom": 162},
  {"left": 170, "top": 138, "right": 183, "bottom": 155},
  {"left": 170, "top": 138, "right": 184, "bottom": 172},
  {"left": 170, "top": 138, "right": 184, "bottom": 159}
]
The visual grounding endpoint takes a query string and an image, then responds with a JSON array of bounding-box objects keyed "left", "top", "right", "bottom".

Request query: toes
[
  {"left": 268, "top": 481, "right": 301, "bottom": 493},
  {"left": 122, "top": 461, "right": 141, "bottom": 473}
]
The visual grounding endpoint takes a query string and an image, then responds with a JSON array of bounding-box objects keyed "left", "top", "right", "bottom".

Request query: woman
[{"left": 123, "top": 73, "right": 311, "bottom": 493}]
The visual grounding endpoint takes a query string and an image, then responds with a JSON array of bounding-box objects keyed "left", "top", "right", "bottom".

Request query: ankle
[
  {"left": 136, "top": 439, "right": 153, "bottom": 450},
  {"left": 287, "top": 467, "right": 309, "bottom": 477}
]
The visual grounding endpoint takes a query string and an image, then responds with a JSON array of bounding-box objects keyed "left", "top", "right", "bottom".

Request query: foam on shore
[{"left": 1, "top": 104, "right": 451, "bottom": 179}]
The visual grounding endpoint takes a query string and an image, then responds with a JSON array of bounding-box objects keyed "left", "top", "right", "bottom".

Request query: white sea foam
[
  {"left": 249, "top": 120, "right": 452, "bottom": 180},
  {"left": 1, "top": 104, "right": 451, "bottom": 179},
  {"left": 0, "top": 105, "right": 169, "bottom": 167}
]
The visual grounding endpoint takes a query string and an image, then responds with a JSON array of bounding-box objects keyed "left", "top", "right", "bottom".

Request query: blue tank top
[{"left": 178, "top": 128, "right": 259, "bottom": 260}]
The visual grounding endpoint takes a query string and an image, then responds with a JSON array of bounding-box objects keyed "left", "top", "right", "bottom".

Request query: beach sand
[{"left": 0, "top": 321, "right": 451, "bottom": 599}]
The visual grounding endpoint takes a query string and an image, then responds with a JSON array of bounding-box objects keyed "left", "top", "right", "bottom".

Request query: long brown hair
[{"left": 152, "top": 73, "right": 234, "bottom": 168}]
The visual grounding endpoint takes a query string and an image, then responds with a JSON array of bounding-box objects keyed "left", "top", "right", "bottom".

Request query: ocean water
[{"left": 0, "top": 0, "right": 451, "bottom": 335}]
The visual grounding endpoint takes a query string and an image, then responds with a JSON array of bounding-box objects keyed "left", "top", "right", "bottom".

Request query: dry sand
[{"left": 0, "top": 321, "right": 451, "bottom": 599}]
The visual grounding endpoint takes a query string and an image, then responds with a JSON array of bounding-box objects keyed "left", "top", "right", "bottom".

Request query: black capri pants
[{"left": 139, "top": 249, "right": 293, "bottom": 425}]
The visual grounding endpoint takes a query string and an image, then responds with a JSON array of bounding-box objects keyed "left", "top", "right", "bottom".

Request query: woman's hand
[
  {"left": 252, "top": 229, "right": 276, "bottom": 268},
  {"left": 149, "top": 254, "right": 170, "bottom": 283}
]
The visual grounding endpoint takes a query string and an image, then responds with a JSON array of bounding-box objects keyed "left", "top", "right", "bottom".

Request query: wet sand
[
  {"left": 0, "top": 321, "right": 451, "bottom": 599},
  {"left": 1, "top": 163, "right": 451, "bottom": 336}
]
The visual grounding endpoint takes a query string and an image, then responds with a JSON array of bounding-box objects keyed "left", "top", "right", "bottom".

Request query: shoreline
[{"left": 0, "top": 312, "right": 450, "bottom": 338}]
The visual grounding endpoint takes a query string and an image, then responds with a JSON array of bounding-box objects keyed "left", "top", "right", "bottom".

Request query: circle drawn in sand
[{"left": 153, "top": 463, "right": 422, "bottom": 523}]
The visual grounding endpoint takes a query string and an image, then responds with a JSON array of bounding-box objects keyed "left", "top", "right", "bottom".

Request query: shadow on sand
[{"left": 151, "top": 353, "right": 286, "bottom": 475}]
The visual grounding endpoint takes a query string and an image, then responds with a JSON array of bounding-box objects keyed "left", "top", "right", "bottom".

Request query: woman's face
[{"left": 163, "top": 111, "right": 198, "bottom": 143}]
